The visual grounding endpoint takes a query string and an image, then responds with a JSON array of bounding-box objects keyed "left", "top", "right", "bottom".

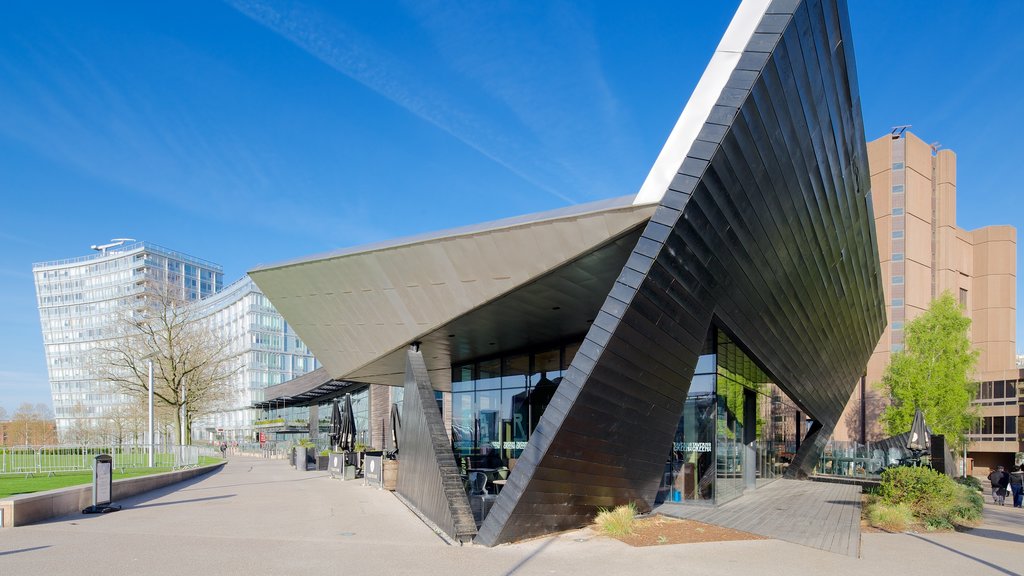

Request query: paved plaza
[{"left": 1, "top": 457, "right": 1021, "bottom": 576}]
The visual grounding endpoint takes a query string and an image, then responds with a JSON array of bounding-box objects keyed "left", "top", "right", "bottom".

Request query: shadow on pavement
[
  {"left": 907, "top": 533, "right": 1019, "bottom": 576},
  {"left": 129, "top": 494, "right": 236, "bottom": 509},
  {"left": 0, "top": 545, "right": 52, "bottom": 556}
]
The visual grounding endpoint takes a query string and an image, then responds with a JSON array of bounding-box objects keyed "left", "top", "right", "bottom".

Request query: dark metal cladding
[
  {"left": 475, "top": 0, "right": 885, "bottom": 546},
  {"left": 397, "top": 349, "right": 476, "bottom": 542}
]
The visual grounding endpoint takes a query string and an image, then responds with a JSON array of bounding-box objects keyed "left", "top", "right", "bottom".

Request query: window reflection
[{"left": 450, "top": 342, "right": 578, "bottom": 474}]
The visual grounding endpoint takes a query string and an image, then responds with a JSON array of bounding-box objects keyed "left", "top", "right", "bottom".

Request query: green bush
[
  {"left": 875, "top": 466, "right": 983, "bottom": 531},
  {"left": 955, "top": 475, "right": 982, "bottom": 491},
  {"left": 866, "top": 502, "right": 914, "bottom": 532},
  {"left": 594, "top": 502, "right": 637, "bottom": 537}
]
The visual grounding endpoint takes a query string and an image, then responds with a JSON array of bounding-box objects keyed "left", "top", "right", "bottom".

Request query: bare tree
[
  {"left": 94, "top": 284, "right": 239, "bottom": 445},
  {"left": 10, "top": 403, "right": 56, "bottom": 445}
]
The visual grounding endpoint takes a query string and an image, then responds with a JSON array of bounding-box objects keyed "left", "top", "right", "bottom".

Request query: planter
[
  {"left": 317, "top": 455, "right": 329, "bottom": 471},
  {"left": 294, "top": 446, "right": 306, "bottom": 470},
  {"left": 383, "top": 459, "right": 399, "bottom": 491}
]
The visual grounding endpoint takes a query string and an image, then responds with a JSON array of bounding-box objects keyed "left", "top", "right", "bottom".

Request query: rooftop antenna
[
  {"left": 891, "top": 125, "right": 911, "bottom": 139},
  {"left": 91, "top": 238, "right": 136, "bottom": 256}
]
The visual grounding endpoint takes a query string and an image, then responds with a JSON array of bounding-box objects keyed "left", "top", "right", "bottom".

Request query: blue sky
[{"left": 1, "top": 1, "right": 1022, "bottom": 411}]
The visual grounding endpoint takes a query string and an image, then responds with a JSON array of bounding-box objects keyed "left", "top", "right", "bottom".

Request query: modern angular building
[
  {"left": 251, "top": 0, "right": 885, "bottom": 545},
  {"left": 33, "top": 241, "right": 317, "bottom": 443},
  {"left": 835, "top": 130, "right": 1020, "bottom": 474}
]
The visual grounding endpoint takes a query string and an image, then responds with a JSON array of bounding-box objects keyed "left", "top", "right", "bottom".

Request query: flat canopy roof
[{"left": 253, "top": 367, "right": 366, "bottom": 409}]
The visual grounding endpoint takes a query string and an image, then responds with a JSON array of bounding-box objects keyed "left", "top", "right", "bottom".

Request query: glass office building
[
  {"left": 33, "top": 241, "right": 317, "bottom": 443},
  {"left": 33, "top": 241, "right": 223, "bottom": 438},
  {"left": 189, "top": 276, "right": 318, "bottom": 443}
]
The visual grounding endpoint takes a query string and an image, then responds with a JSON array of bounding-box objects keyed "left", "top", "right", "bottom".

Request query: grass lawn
[{"left": 0, "top": 457, "right": 223, "bottom": 499}]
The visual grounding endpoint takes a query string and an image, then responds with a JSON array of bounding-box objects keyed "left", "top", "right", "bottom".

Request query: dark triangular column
[
  {"left": 784, "top": 420, "right": 830, "bottom": 480},
  {"left": 396, "top": 346, "right": 476, "bottom": 542}
]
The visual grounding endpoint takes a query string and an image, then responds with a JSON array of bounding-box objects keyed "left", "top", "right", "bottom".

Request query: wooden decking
[{"left": 656, "top": 479, "right": 862, "bottom": 557}]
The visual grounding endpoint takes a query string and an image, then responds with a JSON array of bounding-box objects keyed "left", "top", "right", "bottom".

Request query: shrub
[
  {"left": 876, "top": 466, "right": 983, "bottom": 530},
  {"left": 949, "top": 486, "right": 984, "bottom": 523},
  {"left": 867, "top": 502, "right": 914, "bottom": 532},
  {"left": 955, "top": 475, "right": 982, "bottom": 491},
  {"left": 878, "top": 466, "right": 957, "bottom": 519},
  {"left": 595, "top": 502, "right": 637, "bottom": 536}
]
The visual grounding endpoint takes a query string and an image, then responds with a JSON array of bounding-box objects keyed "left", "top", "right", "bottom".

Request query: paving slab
[
  {"left": 1, "top": 457, "right": 1022, "bottom": 576},
  {"left": 656, "top": 478, "right": 862, "bottom": 556}
]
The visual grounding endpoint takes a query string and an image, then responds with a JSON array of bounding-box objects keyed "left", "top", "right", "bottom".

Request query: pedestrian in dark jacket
[
  {"left": 988, "top": 466, "right": 1010, "bottom": 505},
  {"left": 1009, "top": 465, "right": 1024, "bottom": 508}
]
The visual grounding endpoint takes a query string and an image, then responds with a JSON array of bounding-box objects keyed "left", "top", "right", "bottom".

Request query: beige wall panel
[
  {"left": 957, "top": 233, "right": 973, "bottom": 277},
  {"left": 250, "top": 204, "right": 655, "bottom": 380},
  {"left": 973, "top": 274, "right": 1017, "bottom": 314},
  {"left": 976, "top": 341, "right": 1017, "bottom": 375},
  {"left": 935, "top": 226, "right": 958, "bottom": 274},
  {"left": 875, "top": 216, "right": 892, "bottom": 261},
  {"left": 904, "top": 304, "right": 927, "bottom": 324},
  {"left": 904, "top": 170, "right": 932, "bottom": 224},
  {"left": 973, "top": 307, "right": 1015, "bottom": 344},
  {"left": 867, "top": 135, "right": 892, "bottom": 176},
  {"left": 973, "top": 239, "right": 1016, "bottom": 277},
  {"left": 904, "top": 133, "right": 933, "bottom": 179},
  {"left": 936, "top": 183, "right": 956, "bottom": 228},
  {"left": 935, "top": 269, "right": 957, "bottom": 297},
  {"left": 904, "top": 215, "right": 931, "bottom": 265}
]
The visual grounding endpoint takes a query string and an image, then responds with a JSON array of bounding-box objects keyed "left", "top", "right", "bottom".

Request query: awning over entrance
[{"left": 252, "top": 366, "right": 364, "bottom": 409}]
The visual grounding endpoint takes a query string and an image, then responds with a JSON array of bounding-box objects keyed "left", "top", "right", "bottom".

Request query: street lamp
[
  {"left": 147, "top": 359, "right": 155, "bottom": 467},
  {"left": 180, "top": 380, "right": 187, "bottom": 447}
]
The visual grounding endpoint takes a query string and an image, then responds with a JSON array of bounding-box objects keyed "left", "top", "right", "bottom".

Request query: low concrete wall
[{"left": 0, "top": 462, "right": 225, "bottom": 528}]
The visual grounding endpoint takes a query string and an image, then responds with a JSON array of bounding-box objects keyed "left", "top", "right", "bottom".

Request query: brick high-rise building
[{"left": 838, "top": 130, "right": 1019, "bottom": 475}]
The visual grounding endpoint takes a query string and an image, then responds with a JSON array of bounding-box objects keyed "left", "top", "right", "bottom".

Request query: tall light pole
[
  {"left": 148, "top": 359, "right": 155, "bottom": 467},
  {"left": 180, "top": 380, "right": 187, "bottom": 446}
]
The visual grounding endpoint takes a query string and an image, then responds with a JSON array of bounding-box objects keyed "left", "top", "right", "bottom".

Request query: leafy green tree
[{"left": 878, "top": 292, "right": 978, "bottom": 449}]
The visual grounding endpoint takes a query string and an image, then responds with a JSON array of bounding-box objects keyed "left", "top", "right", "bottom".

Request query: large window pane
[{"left": 477, "top": 358, "right": 501, "bottom": 390}]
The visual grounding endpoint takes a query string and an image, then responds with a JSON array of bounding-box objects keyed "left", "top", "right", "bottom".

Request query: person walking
[
  {"left": 988, "top": 465, "right": 1010, "bottom": 505},
  {"left": 1009, "top": 464, "right": 1024, "bottom": 509}
]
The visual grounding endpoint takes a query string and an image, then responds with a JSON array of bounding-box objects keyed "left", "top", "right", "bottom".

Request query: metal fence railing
[
  {"left": 815, "top": 440, "right": 923, "bottom": 480},
  {"left": 228, "top": 442, "right": 294, "bottom": 460},
  {"left": 0, "top": 444, "right": 223, "bottom": 476}
]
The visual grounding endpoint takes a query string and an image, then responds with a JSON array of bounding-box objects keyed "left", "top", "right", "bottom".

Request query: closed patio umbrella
[
  {"left": 907, "top": 408, "right": 930, "bottom": 453},
  {"left": 390, "top": 402, "right": 401, "bottom": 454},
  {"left": 329, "top": 400, "right": 342, "bottom": 451},
  {"left": 340, "top": 393, "right": 357, "bottom": 452}
]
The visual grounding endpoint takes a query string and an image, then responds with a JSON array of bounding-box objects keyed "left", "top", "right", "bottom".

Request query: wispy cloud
[
  {"left": 402, "top": 0, "right": 633, "bottom": 194},
  {"left": 0, "top": 36, "right": 382, "bottom": 248},
  {"left": 225, "top": 0, "right": 581, "bottom": 203}
]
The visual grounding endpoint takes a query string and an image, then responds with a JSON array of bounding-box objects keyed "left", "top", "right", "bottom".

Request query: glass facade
[
  {"left": 447, "top": 329, "right": 798, "bottom": 508},
  {"left": 451, "top": 341, "right": 579, "bottom": 471},
  {"left": 33, "top": 241, "right": 223, "bottom": 439},
  {"left": 660, "top": 330, "right": 799, "bottom": 506},
  {"left": 33, "top": 241, "right": 317, "bottom": 443},
  {"left": 190, "top": 276, "right": 318, "bottom": 443}
]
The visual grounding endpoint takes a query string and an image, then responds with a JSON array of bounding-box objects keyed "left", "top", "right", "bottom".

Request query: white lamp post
[{"left": 148, "top": 359, "right": 154, "bottom": 467}]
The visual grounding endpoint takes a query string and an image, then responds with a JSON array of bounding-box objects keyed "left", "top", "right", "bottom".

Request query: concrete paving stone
[{"left": 1, "top": 457, "right": 1022, "bottom": 576}]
